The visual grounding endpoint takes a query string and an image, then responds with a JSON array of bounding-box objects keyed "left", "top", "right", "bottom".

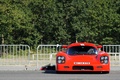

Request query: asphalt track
[{"left": 0, "top": 67, "right": 120, "bottom": 80}]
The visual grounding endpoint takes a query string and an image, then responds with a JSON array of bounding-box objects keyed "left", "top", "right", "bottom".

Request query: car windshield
[{"left": 67, "top": 46, "right": 97, "bottom": 55}]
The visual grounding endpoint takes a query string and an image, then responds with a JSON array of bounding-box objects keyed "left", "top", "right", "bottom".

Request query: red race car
[{"left": 56, "top": 42, "right": 110, "bottom": 73}]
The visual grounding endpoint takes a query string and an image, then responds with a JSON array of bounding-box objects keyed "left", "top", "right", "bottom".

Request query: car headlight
[
  {"left": 104, "top": 60, "right": 108, "bottom": 64},
  {"left": 57, "top": 56, "right": 65, "bottom": 64},
  {"left": 105, "top": 56, "right": 108, "bottom": 59},
  {"left": 58, "top": 60, "right": 62, "bottom": 63},
  {"left": 100, "top": 56, "right": 104, "bottom": 60},
  {"left": 58, "top": 56, "right": 61, "bottom": 60},
  {"left": 61, "top": 56, "right": 65, "bottom": 60},
  {"left": 100, "top": 56, "right": 109, "bottom": 64}
]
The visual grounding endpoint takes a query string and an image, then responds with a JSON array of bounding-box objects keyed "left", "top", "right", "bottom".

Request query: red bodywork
[{"left": 56, "top": 42, "right": 110, "bottom": 73}]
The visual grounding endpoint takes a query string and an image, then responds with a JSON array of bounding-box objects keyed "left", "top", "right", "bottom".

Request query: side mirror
[
  {"left": 97, "top": 45, "right": 102, "bottom": 48},
  {"left": 62, "top": 45, "right": 68, "bottom": 48}
]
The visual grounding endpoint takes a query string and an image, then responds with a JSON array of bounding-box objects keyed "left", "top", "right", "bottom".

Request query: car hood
[{"left": 66, "top": 55, "right": 98, "bottom": 64}]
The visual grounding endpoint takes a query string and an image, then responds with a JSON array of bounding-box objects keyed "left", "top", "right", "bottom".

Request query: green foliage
[{"left": 0, "top": 0, "right": 120, "bottom": 46}]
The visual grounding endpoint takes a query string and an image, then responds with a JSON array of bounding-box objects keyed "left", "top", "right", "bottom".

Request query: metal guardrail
[
  {"left": 0, "top": 45, "right": 30, "bottom": 65},
  {"left": 36, "top": 45, "right": 120, "bottom": 68},
  {"left": 103, "top": 45, "right": 120, "bottom": 53},
  {"left": 103, "top": 45, "right": 120, "bottom": 65},
  {"left": 0, "top": 44, "right": 120, "bottom": 70},
  {"left": 36, "top": 44, "right": 61, "bottom": 68}
]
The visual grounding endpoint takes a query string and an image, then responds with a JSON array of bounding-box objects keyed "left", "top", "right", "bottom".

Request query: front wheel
[
  {"left": 56, "top": 71, "right": 61, "bottom": 74},
  {"left": 56, "top": 71, "right": 65, "bottom": 74},
  {"left": 101, "top": 71, "right": 110, "bottom": 74}
]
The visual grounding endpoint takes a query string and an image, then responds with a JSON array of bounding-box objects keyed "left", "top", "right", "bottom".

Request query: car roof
[{"left": 68, "top": 42, "right": 97, "bottom": 49}]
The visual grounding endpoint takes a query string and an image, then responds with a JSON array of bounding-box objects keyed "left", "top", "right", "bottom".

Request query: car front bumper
[{"left": 56, "top": 64, "right": 110, "bottom": 72}]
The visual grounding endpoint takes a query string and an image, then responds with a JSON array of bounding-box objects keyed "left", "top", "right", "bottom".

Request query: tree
[{"left": 0, "top": 0, "right": 120, "bottom": 46}]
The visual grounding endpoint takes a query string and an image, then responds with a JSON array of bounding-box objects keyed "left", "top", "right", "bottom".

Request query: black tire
[
  {"left": 56, "top": 71, "right": 64, "bottom": 74},
  {"left": 102, "top": 71, "right": 110, "bottom": 74}
]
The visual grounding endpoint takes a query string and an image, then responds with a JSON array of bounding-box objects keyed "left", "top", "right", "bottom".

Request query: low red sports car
[{"left": 56, "top": 42, "right": 110, "bottom": 73}]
